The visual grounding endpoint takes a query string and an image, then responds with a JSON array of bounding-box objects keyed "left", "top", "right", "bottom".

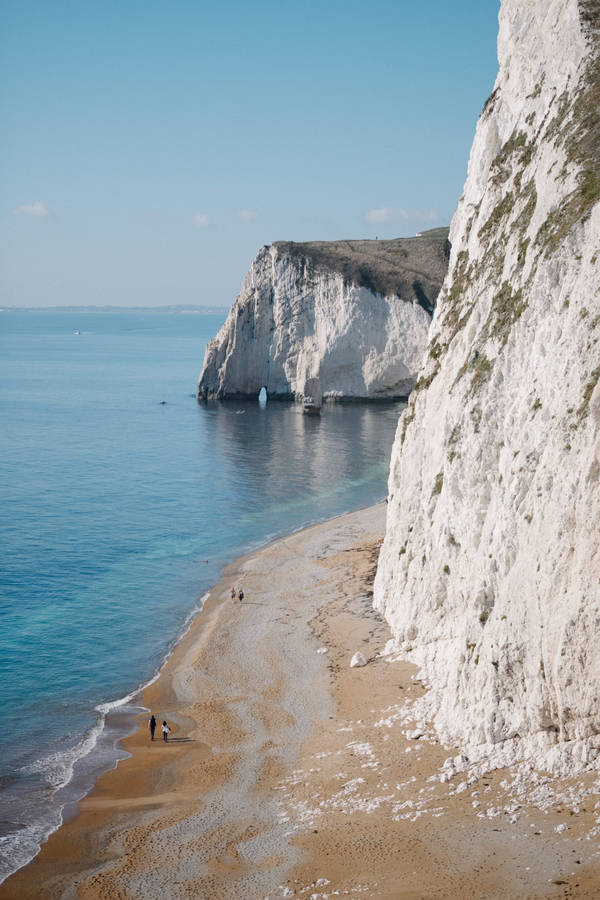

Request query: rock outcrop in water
[
  {"left": 374, "top": 0, "right": 600, "bottom": 776},
  {"left": 197, "top": 230, "right": 449, "bottom": 401}
]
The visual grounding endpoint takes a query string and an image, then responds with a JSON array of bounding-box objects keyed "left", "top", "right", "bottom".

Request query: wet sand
[{"left": 3, "top": 504, "right": 600, "bottom": 899}]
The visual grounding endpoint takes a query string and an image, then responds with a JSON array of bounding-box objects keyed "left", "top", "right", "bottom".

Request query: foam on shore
[
  {"left": 4, "top": 504, "right": 600, "bottom": 899},
  {"left": 0, "top": 592, "right": 211, "bottom": 886}
]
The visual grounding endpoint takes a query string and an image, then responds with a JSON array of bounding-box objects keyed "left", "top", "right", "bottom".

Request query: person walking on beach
[
  {"left": 162, "top": 720, "right": 170, "bottom": 742},
  {"left": 238, "top": 588, "right": 244, "bottom": 603},
  {"left": 149, "top": 714, "right": 156, "bottom": 741},
  {"left": 231, "top": 587, "right": 236, "bottom": 600}
]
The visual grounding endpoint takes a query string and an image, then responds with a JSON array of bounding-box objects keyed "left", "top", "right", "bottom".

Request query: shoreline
[
  {"left": 0, "top": 501, "right": 383, "bottom": 896},
  {"left": 0, "top": 500, "right": 383, "bottom": 887},
  {"left": 3, "top": 503, "right": 600, "bottom": 898},
  {"left": 0, "top": 589, "right": 211, "bottom": 887}
]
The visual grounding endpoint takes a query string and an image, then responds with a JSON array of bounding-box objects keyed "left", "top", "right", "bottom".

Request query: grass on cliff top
[
  {"left": 490, "top": 130, "right": 534, "bottom": 187},
  {"left": 454, "top": 350, "right": 493, "bottom": 394},
  {"left": 273, "top": 229, "right": 450, "bottom": 315},
  {"left": 536, "top": 15, "right": 600, "bottom": 255},
  {"left": 578, "top": 366, "right": 600, "bottom": 419},
  {"left": 536, "top": 170, "right": 600, "bottom": 255},
  {"left": 488, "top": 282, "right": 527, "bottom": 348},
  {"left": 579, "top": 0, "right": 600, "bottom": 34}
]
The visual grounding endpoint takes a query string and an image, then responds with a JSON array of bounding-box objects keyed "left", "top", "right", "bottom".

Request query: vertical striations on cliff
[
  {"left": 374, "top": 0, "right": 600, "bottom": 775},
  {"left": 197, "top": 232, "right": 449, "bottom": 402}
]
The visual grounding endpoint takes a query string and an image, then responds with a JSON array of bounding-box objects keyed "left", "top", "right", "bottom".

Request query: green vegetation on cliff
[{"left": 274, "top": 228, "right": 450, "bottom": 315}]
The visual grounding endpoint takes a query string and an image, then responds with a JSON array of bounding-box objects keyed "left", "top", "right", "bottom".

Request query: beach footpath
[{"left": 3, "top": 504, "right": 599, "bottom": 899}]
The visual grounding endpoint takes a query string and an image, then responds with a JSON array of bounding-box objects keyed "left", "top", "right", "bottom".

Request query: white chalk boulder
[{"left": 350, "top": 651, "right": 367, "bottom": 668}]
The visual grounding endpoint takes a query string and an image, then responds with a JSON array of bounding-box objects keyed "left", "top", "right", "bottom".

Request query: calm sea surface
[{"left": 0, "top": 309, "right": 404, "bottom": 882}]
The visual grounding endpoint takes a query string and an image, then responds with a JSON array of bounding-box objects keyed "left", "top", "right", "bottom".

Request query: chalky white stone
[
  {"left": 350, "top": 652, "right": 367, "bottom": 668},
  {"left": 374, "top": 0, "right": 600, "bottom": 777}
]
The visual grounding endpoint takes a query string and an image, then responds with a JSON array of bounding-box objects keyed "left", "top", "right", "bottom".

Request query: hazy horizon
[
  {"left": 0, "top": 303, "right": 229, "bottom": 311},
  {"left": 1, "top": 1, "right": 499, "bottom": 308}
]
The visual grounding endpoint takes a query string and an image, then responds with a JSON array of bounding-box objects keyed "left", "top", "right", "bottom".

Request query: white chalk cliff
[
  {"left": 197, "top": 233, "right": 449, "bottom": 401},
  {"left": 375, "top": 0, "right": 600, "bottom": 775}
]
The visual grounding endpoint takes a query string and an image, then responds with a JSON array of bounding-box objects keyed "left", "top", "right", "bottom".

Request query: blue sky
[{"left": 1, "top": 0, "right": 500, "bottom": 307}]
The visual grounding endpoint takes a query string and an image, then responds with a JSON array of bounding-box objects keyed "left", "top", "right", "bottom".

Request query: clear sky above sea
[{"left": 0, "top": 0, "right": 500, "bottom": 308}]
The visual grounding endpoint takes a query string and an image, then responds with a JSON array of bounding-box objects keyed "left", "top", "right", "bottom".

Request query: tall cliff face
[
  {"left": 197, "top": 232, "right": 449, "bottom": 401},
  {"left": 374, "top": 0, "right": 600, "bottom": 775}
]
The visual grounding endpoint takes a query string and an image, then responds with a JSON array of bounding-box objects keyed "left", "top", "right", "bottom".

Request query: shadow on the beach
[{"left": 168, "top": 737, "right": 195, "bottom": 743}]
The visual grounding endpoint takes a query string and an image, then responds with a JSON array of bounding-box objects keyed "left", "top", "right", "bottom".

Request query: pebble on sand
[{"left": 350, "top": 651, "right": 367, "bottom": 668}]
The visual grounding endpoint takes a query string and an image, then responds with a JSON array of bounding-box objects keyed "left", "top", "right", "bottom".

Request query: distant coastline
[{"left": 0, "top": 305, "right": 229, "bottom": 314}]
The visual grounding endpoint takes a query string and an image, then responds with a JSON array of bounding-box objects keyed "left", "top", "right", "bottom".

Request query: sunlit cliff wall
[{"left": 375, "top": 0, "right": 600, "bottom": 775}]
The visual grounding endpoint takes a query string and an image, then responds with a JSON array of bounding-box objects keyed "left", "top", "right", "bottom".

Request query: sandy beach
[{"left": 3, "top": 504, "right": 600, "bottom": 899}]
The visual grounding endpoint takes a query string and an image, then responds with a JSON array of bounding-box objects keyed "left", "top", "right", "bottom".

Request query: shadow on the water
[{"left": 197, "top": 398, "right": 406, "bottom": 512}]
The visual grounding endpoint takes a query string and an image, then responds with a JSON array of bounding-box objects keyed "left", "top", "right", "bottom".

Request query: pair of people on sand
[
  {"left": 148, "top": 714, "right": 170, "bottom": 742},
  {"left": 230, "top": 587, "right": 244, "bottom": 602}
]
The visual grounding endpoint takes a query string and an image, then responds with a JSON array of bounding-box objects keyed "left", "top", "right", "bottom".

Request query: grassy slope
[{"left": 273, "top": 227, "right": 450, "bottom": 315}]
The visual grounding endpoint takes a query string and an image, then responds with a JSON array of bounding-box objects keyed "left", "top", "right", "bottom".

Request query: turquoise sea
[{"left": 0, "top": 309, "right": 405, "bottom": 882}]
